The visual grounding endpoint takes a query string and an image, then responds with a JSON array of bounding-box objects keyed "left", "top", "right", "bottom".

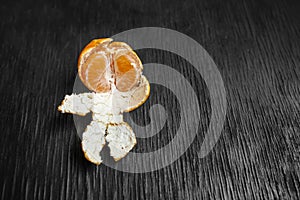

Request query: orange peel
[{"left": 58, "top": 38, "right": 150, "bottom": 165}]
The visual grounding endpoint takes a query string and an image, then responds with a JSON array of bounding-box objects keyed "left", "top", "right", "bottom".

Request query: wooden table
[{"left": 1, "top": 0, "right": 300, "bottom": 199}]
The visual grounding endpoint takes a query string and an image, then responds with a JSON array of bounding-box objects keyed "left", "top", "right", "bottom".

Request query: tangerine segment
[
  {"left": 85, "top": 53, "right": 111, "bottom": 92},
  {"left": 78, "top": 38, "right": 144, "bottom": 93},
  {"left": 114, "top": 51, "right": 142, "bottom": 92},
  {"left": 109, "top": 41, "right": 132, "bottom": 51},
  {"left": 78, "top": 38, "right": 112, "bottom": 87}
]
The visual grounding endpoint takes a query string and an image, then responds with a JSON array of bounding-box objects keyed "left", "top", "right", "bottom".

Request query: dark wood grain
[{"left": 1, "top": 0, "right": 300, "bottom": 199}]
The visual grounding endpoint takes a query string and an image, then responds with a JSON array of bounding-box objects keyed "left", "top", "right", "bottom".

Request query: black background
[{"left": 1, "top": 0, "right": 300, "bottom": 199}]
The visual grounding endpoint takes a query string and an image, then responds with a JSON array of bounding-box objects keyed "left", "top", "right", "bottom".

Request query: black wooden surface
[{"left": 1, "top": 0, "right": 300, "bottom": 199}]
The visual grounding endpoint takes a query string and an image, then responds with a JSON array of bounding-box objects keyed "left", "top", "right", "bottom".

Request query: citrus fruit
[{"left": 78, "top": 38, "right": 143, "bottom": 93}]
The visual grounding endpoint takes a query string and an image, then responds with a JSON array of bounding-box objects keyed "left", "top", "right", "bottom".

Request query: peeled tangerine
[{"left": 58, "top": 38, "right": 150, "bottom": 165}]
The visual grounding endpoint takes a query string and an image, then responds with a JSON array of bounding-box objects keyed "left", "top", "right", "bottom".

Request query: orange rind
[{"left": 58, "top": 38, "right": 150, "bottom": 165}]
